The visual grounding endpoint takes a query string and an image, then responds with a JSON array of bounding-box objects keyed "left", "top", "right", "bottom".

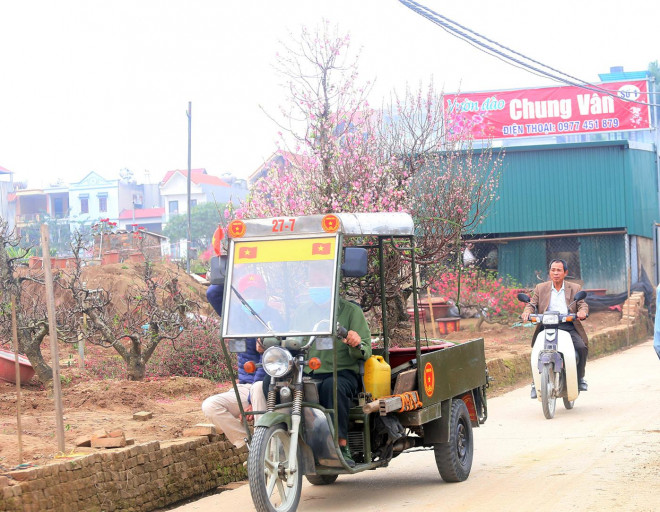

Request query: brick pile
[{"left": 0, "top": 431, "right": 247, "bottom": 512}]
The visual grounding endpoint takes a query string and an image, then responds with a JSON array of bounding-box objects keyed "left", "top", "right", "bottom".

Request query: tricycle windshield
[{"left": 222, "top": 236, "right": 339, "bottom": 338}]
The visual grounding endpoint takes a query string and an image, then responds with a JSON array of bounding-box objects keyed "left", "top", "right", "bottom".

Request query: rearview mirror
[
  {"left": 574, "top": 290, "right": 587, "bottom": 301},
  {"left": 342, "top": 247, "right": 368, "bottom": 277},
  {"left": 209, "top": 255, "right": 228, "bottom": 285},
  {"left": 517, "top": 293, "right": 530, "bottom": 303}
]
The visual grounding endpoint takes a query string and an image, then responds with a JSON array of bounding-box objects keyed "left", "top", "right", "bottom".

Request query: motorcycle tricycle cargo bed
[
  {"left": 391, "top": 338, "right": 486, "bottom": 426},
  {"left": 388, "top": 341, "right": 455, "bottom": 368},
  {"left": 418, "top": 338, "right": 486, "bottom": 406}
]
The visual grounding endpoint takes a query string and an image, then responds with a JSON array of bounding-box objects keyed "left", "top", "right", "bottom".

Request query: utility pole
[{"left": 186, "top": 101, "right": 192, "bottom": 273}]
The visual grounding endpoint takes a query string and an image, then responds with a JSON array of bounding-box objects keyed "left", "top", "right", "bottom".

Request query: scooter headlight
[
  {"left": 262, "top": 347, "right": 294, "bottom": 378},
  {"left": 542, "top": 313, "right": 559, "bottom": 325}
]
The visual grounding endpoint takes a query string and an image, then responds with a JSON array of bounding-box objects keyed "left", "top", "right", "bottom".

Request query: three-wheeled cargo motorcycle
[{"left": 213, "top": 212, "right": 489, "bottom": 512}]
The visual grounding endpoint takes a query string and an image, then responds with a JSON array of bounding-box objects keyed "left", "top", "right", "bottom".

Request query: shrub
[
  {"left": 146, "top": 318, "right": 235, "bottom": 381},
  {"left": 430, "top": 267, "right": 524, "bottom": 328},
  {"left": 83, "top": 344, "right": 128, "bottom": 379}
]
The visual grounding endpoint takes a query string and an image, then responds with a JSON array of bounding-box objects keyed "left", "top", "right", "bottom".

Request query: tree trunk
[
  {"left": 126, "top": 358, "right": 146, "bottom": 381},
  {"left": 22, "top": 339, "right": 53, "bottom": 383},
  {"left": 125, "top": 339, "right": 147, "bottom": 381}
]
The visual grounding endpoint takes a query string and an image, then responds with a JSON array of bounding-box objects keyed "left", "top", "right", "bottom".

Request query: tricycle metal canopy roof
[{"left": 227, "top": 212, "right": 414, "bottom": 238}]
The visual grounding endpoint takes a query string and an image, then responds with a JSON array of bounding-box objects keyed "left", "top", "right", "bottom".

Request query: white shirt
[{"left": 548, "top": 282, "right": 568, "bottom": 314}]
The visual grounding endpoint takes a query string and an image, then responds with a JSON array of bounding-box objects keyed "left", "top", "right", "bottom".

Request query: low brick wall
[
  {"left": 486, "top": 291, "right": 651, "bottom": 393},
  {"left": 1, "top": 436, "right": 247, "bottom": 512}
]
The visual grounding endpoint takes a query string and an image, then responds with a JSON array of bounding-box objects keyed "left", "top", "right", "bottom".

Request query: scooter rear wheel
[{"left": 541, "top": 363, "right": 556, "bottom": 419}]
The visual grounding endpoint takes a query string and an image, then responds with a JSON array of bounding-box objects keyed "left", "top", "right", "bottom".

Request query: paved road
[{"left": 172, "top": 340, "right": 660, "bottom": 512}]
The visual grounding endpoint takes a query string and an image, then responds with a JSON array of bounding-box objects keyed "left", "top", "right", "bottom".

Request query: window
[
  {"left": 190, "top": 199, "right": 197, "bottom": 209},
  {"left": 80, "top": 198, "right": 89, "bottom": 214},
  {"left": 169, "top": 200, "right": 179, "bottom": 215},
  {"left": 53, "top": 197, "right": 64, "bottom": 218},
  {"left": 99, "top": 196, "right": 107, "bottom": 212}
]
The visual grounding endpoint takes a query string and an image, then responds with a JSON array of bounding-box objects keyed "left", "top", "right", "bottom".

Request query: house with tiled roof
[
  {"left": 159, "top": 168, "right": 247, "bottom": 223},
  {"left": 118, "top": 207, "right": 166, "bottom": 233},
  {"left": 248, "top": 151, "right": 304, "bottom": 187}
]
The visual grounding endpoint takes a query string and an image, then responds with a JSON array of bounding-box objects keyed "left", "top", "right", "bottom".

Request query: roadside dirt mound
[{"left": 16, "top": 261, "right": 214, "bottom": 316}]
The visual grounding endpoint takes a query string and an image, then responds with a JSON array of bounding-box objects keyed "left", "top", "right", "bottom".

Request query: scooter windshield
[{"left": 222, "top": 236, "right": 338, "bottom": 338}]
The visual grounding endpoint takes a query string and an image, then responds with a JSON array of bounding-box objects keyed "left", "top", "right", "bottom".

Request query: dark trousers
[
  {"left": 559, "top": 324, "right": 588, "bottom": 380},
  {"left": 314, "top": 370, "right": 359, "bottom": 440},
  {"left": 262, "top": 370, "right": 359, "bottom": 439}
]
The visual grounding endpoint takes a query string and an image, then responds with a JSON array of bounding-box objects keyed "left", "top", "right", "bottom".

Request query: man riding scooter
[{"left": 521, "top": 259, "right": 589, "bottom": 398}]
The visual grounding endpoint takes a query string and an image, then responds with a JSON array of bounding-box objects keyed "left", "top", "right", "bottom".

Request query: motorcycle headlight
[
  {"left": 542, "top": 313, "right": 559, "bottom": 325},
  {"left": 262, "top": 347, "right": 294, "bottom": 378}
]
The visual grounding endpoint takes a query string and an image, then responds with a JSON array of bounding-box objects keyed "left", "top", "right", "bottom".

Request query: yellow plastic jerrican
[{"left": 364, "top": 355, "right": 391, "bottom": 399}]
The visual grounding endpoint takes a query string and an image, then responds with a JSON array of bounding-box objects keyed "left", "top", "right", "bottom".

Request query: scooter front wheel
[
  {"left": 248, "top": 423, "right": 302, "bottom": 512},
  {"left": 540, "top": 363, "right": 556, "bottom": 419},
  {"left": 563, "top": 397, "right": 575, "bottom": 409}
]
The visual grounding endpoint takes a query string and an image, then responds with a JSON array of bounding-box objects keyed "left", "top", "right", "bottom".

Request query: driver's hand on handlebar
[
  {"left": 343, "top": 330, "right": 361, "bottom": 348},
  {"left": 256, "top": 338, "right": 265, "bottom": 354},
  {"left": 521, "top": 311, "right": 530, "bottom": 322},
  {"left": 577, "top": 311, "right": 587, "bottom": 320}
]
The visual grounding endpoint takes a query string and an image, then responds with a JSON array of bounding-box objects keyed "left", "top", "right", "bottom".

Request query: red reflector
[
  {"left": 244, "top": 361, "right": 256, "bottom": 374},
  {"left": 308, "top": 357, "right": 322, "bottom": 371}
]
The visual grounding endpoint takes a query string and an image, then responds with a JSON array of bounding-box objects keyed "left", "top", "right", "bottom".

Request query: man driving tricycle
[{"left": 214, "top": 212, "right": 489, "bottom": 512}]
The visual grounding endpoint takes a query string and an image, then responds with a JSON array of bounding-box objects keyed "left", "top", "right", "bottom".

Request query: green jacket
[{"left": 305, "top": 298, "right": 372, "bottom": 374}]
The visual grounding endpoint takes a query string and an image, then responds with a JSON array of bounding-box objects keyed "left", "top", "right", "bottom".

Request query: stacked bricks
[
  {"left": 0, "top": 434, "right": 247, "bottom": 512},
  {"left": 587, "top": 291, "right": 649, "bottom": 358}
]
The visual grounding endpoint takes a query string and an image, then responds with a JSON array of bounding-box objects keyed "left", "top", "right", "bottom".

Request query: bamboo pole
[
  {"left": 41, "top": 224, "right": 66, "bottom": 453},
  {"left": 10, "top": 297, "right": 23, "bottom": 464},
  {"left": 426, "top": 286, "right": 438, "bottom": 338}
]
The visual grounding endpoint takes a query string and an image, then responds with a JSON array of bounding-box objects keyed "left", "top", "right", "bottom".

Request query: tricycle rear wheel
[
  {"left": 305, "top": 474, "right": 338, "bottom": 486},
  {"left": 434, "top": 399, "right": 473, "bottom": 482}
]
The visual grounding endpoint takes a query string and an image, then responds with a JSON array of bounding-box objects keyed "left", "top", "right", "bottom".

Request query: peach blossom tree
[{"left": 230, "top": 22, "right": 502, "bottom": 325}]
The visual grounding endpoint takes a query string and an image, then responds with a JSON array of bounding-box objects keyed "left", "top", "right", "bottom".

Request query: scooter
[{"left": 517, "top": 290, "right": 587, "bottom": 419}]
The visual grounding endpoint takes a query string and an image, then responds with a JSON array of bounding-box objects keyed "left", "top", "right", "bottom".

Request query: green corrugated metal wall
[
  {"left": 623, "top": 148, "right": 658, "bottom": 236},
  {"left": 497, "top": 239, "right": 546, "bottom": 288},
  {"left": 474, "top": 142, "right": 657, "bottom": 238}
]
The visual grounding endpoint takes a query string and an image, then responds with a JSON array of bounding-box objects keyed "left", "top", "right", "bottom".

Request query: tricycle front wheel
[
  {"left": 248, "top": 423, "right": 302, "bottom": 512},
  {"left": 434, "top": 399, "right": 473, "bottom": 482}
]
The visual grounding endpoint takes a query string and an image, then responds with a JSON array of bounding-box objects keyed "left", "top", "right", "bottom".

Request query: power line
[{"left": 398, "top": 0, "right": 659, "bottom": 108}]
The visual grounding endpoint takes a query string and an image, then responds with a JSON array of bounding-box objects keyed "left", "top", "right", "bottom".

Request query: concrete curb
[{"left": 486, "top": 291, "right": 651, "bottom": 394}]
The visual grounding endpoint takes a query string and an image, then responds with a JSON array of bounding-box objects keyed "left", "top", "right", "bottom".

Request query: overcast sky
[{"left": 0, "top": 0, "right": 658, "bottom": 188}]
